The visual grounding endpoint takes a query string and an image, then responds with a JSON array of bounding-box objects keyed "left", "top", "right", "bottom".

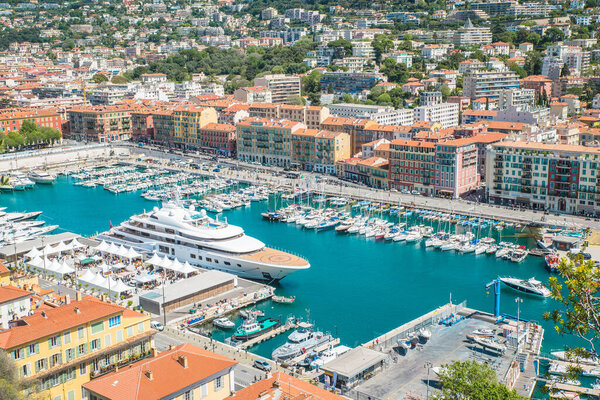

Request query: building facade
[
  {"left": 463, "top": 70, "right": 520, "bottom": 100},
  {"left": 253, "top": 75, "right": 301, "bottom": 104},
  {"left": 236, "top": 118, "right": 305, "bottom": 166},
  {"left": 291, "top": 129, "right": 351, "bottom": 173}
]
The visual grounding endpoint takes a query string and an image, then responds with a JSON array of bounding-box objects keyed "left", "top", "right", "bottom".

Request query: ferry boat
[
  {"left": 97, "top": 201, "right": 310, "bottom": 281},
  {"left": 232, "top": 317, "right": 281, "bottom": 341},
  {"left": 272, "top": 326, "right": 333, "bottom": 361},
  {"left": 29, "top": 170, "right": 56, "bottom": 184},
  {"left": 500, "top": 277, "right": 551, "bottom": 297}
]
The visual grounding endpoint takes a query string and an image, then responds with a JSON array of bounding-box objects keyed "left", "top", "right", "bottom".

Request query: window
[
  {"left": 20, "top": 364, "right": 30, "bottom": 377},
  {"left": 91, "top": 321, "right": 104, "bottom": 335},
  {"left": 104, "top": 334, "right": 111, "bottom": 347},
  {"left": 127, "top": 326, "right": 134, "bottom": 337},
  {"left": 206, "top": 257, "right": 212, "bottom": 262},
  {"left": 224, "top": 261, "right": 230, "bottom": 266},
  {"left": 184, "top": 390, "right": 194, "bottom": 400},
  {"left": 201, "top": 384, "right": 208, "bottom": 398},
  {"left": 65, "top": 367, "right": 76, "bottom": 381},
  {"left": 214, "top": 376, "right": 223, "bottom": 391},
  {"left": 50, "top": 353, "right": 62, "bottom": 368},
  {"left": 79, "top": 363, "right": 86, "bottom": 376},
  {"left": 12, "top": 348, "right": 25, "bottom": 360},
  {"left": 90, "top": 339, "right": 101, "bottom": 352},
  {"left": 77, "top": 344, "right": 87, "bottom": 357},
  {"left": 35, "top": 358, "right": 47, "bottom": 373},
  {"left": 48, "top": 335, "right": 60, "bottom": 349},
  {"left": 108, "top": 316, "right": 121, "bottom": 328},
  {"left": 63, "top": 331, "right": 71, "bottom": 344},
  {"left": 28, "top": 343, "right": 39, "bottom": 356},
  {"left": 65, "top": 348, "right": 76, "bottom": 362},
  {"left": 116, "top": 330, "right": 123, "bottom": 342},
  {"left": 78, "top": 327, "right": 85, "bottom": 339},
  {"left": 138, "top": 322, "right": 144, "bottom": 333}
]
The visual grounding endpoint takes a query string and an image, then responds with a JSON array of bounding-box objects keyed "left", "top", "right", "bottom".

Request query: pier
[
  {"left": 543, "top": 380, "right": 600, "bottom": 397},
  {"left": 236, "top": 321, "right": 310, "bottom": 350}
]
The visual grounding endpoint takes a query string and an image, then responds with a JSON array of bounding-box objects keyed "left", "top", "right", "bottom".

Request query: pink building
[
  {"left": 435, "top": 138, "right": 479, "bottom": 198},
  {"left": 196, "top": 122, "right": 237, "bottom": 155}
]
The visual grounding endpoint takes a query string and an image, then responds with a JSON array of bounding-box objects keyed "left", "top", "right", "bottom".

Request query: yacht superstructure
[{"left": 96, "top": 201, "right": 310, "bottom": 281}]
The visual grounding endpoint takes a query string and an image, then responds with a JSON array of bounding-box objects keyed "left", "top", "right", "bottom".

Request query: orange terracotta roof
[
  {"left": 0, "top": 285, "right": 30, "bottom": 304},
  {"left": 463, "top": 110, "right": 498, "bottom": 116},
  {"left": 0, "top": 296, "right": 144, "bottom": 349},
  {"left": 227, "top": 372, "right": 344, "bottom": 400},
  {"left": 390, "top": 139, "right": 436, "bottom": 148},
  {"left": 237, "top": 117, "right": 300, "bottom": 129},
  {"left": 0, "top": 262, "right": 8, "bottom": 274},
  {"left": 494, "top": 141, "right": 600, "bottom": 154},
  {"left": 84, "top": 344, "right": 236, "bottom": 400},
  {"left": 200, "top": 122, "right": 236, "bottom": 131}
]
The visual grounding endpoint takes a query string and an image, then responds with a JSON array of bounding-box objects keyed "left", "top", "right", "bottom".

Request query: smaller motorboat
[
  {"left": 418, "top": 328, "right": 432, "bottom": 342},
  {"left": 213, "top": 317, "right": 235, "bottom": 329},
  {"left": 468, "top": 335, "right": 506, "bottom": 353},
  {"left": 472, "top": 329, "right": 495, "bottom": 337},
  {"left": 500, "top": 277, "right": 551, "bottom": 297},
  {"left": 240, "top": 309, "right": 265, "bottom": 319},
  {"left": 272, "top": 295, "right": 295, "bottom": 304}
]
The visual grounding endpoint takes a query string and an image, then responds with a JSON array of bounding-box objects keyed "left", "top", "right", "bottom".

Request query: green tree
[
  {"left": 376, "top": 93, "right": 391, "bottom": 105},
  {"left": 0, "top": 350, "right": 40, "bottom": 400},
  {"left": 545, "top": 258, "right": 600, "bottom": 355},
  {"left": 4, "top": 132, "right": 25, "bottom": 149},
  {"left": 327, "top": 39, "right": 353, "bottom": 57},
  {"left": 372, "top": 35, "right": 394, "bottom": 63},
  {"left": 286, "top": 94, "right": 305, "bottom": 105},
  {"left": 526, "top": 32, "right": 541, "bottom": 46},
  {"left": 440, "top": 84, "right": 451, "bottom": 100},
  {"left": 111, "top": 75, "right": 129, "bottom": 84},
  {"left": 542, "top": 27, "right": 565, "bottom": 44},
  {"left": 307, "top": 92, "right": 321, "bottom": 106},
  {"left": 436, "top": 360, "right": 522, "bottom": 400},
  {"left": 524, "top": 51, "right": 543, "bottom": 75},
  {"left": 92, "top": 73, "right": 109, "bottom": 84}
]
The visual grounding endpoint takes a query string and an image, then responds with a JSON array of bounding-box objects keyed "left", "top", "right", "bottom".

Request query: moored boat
[
  {"left": 232, "top": 317, "right": 281, "bottom": 341},
  {"left": 500, "top": 277, "right": 551, "bottom": 297}
]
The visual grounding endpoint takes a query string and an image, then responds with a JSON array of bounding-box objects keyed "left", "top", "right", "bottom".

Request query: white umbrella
[{"left": 24, "top": 247, "right": 41, "bottom": 259}]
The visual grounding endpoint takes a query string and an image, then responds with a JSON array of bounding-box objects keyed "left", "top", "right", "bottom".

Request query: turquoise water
[{"left": 0, "top": 176, "right": 581, "bottom": 360}]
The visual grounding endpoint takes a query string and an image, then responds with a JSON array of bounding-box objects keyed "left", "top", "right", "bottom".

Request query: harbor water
[{"left": 0, "top": 175, "right": 582, "bottom": 359}]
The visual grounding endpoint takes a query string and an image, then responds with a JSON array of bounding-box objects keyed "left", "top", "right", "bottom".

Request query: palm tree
[{"left": 0, "top": 175, "right": 9, "bottom": 186}]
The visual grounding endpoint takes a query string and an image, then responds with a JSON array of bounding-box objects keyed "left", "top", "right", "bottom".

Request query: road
[{"left": 127, "top": 144, "right": 600, "bottom": 231}]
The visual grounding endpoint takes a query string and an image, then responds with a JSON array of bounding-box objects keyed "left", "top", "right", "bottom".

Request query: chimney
[
  {"left": 169, "top": 344, "right": 175, "bottom": 350},
  {"left": 151, "top": 347, "right": 158, "bottom": 358},
  {"left": 145, "top": 370, "right": 153, "bottom": 380},
  {"left": 65, "top": 295, "right": 71, "bottom": 305},
  {"left": 76, "top": 291, "right": 82, "bottom": 301},
  {"left": 74, "top": 307, "right": 81, "bottom": 314},
  {"left": 41, "top": 311, "right": 47, "bottom": 319},
  {"left": 178, "top": 355, "right": 188, "bottom": 369}
]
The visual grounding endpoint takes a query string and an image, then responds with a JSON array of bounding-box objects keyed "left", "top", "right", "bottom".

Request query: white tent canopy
[
  {"left": 42, "top": 244, "right": 58, "bottom": 255},
  {"left": 24, "top": 247, "right": 41, "bottom": 259},
  {"left": 70, "top": 238, "right": 87, "bottom": 249},
  {"left": 146, "top": 253, "right": 164, "bottom": 267},
  {"left": 180, "top": 261, "right": 196, "bottom": 275},
  {"left": 95, "top": 241, "right": 110, "bottom": 252},
  {"left": 27, "top": 256, "right": 43, "bottom": 268},
  {"left": 124, "top": 247, "right": 141, "bottom": 260}
]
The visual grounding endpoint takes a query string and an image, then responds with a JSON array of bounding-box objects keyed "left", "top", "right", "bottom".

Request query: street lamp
[
  {"left": 515, "top": 297, "right": 523, "bottom": 353},
  {"left": 424, "top": 361, "right": 432, "bottom": 400}
]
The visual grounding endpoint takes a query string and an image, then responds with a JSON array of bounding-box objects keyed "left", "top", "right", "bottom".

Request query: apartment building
[
  {"left": 247, "top": 104, "right": 330, "bottom": 129},
  {"left": 320, "top": 72, "right": 384, "bottom": 94},
  {"left": 196, "top": 123, "right": 236, "bottom": 155},
  {"left": 0, "top": 285, "right": 31, "bottom": 329},
  {"left": 233, "top": 86, "right": 272, "bottom": 104},
  {"left": 470, "top": 1, "right": 515, "bottom": 16},
  {"left": 498, "top": 88, "right": 536, "bottom": 111},
  {"left": 83, "top": 344, "right": 236, "bottom": 400},
  {"left": 291, "top": 129, "right": 351, "bottom": 173},
  {"left": 356, "top": 157, "right": 389, "bottom": 188},
  {"left": 463, "top": 70, "right": 520, "bottom": 100},
  {"left": 236, "top": 118, "right": 305, "bottom": 166},
  {"left": 68, "top": 104, "right": 132, "bottom": 142},
  {"left": 486, "top": 142, "right": 600, "bottom": 214},
  {"left": 420, "top": 92, "right": 443, "bottom": 106},
  {"left": 0, "top": 107, "right": 62, "bottom": 134},
  {"left": 414, "top": 103, "right": 459, "bottom": 129},
  {"left": 388, "top": 140, "right": 437, "bottom": 194},
  {"left": 151, "top": 105, "right": 219, "bottom": 148},
  {"left": 0, "top": 295, "right": 153, "bottom": 400},
  {"left": 453, "top": 18, "right": 492, "bottom": 46},
  {"left": 435, "top": 138, "right": 479, "bottom": 198},
  {"left": 253, "top": 74, "right": 301, "bottom": 104},
  {"left": 327, "top": 103, "right": 414, "bottom": 126},
  {"left": 520, "top": 75, "right": 552, "bottom": 99}
]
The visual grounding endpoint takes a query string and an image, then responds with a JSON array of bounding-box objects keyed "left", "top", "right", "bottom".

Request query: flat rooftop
[
  {"left": 356, "top": 316, "right": 517, "bottom": 400},
  {"left": 140, "top": 270, "right": 235, "bottom": 305}
]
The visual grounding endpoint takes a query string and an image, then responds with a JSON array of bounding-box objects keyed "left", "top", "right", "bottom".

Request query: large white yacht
[{"left": 96, "top": 201, "right": 310, "bottom": 281}]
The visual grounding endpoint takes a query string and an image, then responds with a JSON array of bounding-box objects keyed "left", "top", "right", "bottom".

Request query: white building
[
  {"left": 414, "top": 103, "right": 459, "bottom": 128},
  {"left": 327, "top": 103, "right": 414, "bottom": 126},
  {"left": 420, "top": 91, "right": 443, "bottom": 106},
  {"left": 498, "top": 88, "right": 535, "bottom": 111},
  {"left": 0, "top": 285, "right": 31, "bottom": 329},
  {"left": 352, "top": 41, "right": 375, "bottom": 59},
  {"left": 254, "top": 74, "right": 301, "bottom": 104},
  {"left": 453, "top": 18, "right": 492, "bottom": 46}
]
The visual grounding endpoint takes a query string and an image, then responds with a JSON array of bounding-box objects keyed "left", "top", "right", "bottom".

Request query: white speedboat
[
  {"left": 469, "top": 335, "right": 506, "bottom": 353},
  {"left": 96, "top": 200, "right": 310, "bottom": 281},
  {"left": 551, "top": 350, "right": 599, "bottom": 366},
  {"left": 500, "top": 277, "right": 551, "bottom": 297},
  {"left": 213, "top": 317, "right": 235, "bottom": 329},
  {"left": 310, "top": 345, "right": 351, "bottom": 368},
  {"left": 272, "top": 327, "right": 333, "bottom": 361}
]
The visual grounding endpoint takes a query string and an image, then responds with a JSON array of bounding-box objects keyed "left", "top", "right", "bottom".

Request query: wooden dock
[
  {"left": 543, "top": 380, "right": 600, "bottom": 396},
  {"left": 288, "top": 338, "right": 340, "bottom": 366},
  {"left": 238, "top": 322, "right": 311, "bottom": 350}
]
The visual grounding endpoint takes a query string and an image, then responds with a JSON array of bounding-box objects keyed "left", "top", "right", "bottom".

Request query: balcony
[
  {"left": 90, "top": 351, "right": 153, "bottom": 380},
  {"left": 522, "top": 172, "right": 532, "bottom": 179},
  {"left": 494, "top": 162, "right": 503, "bottom": 169}
]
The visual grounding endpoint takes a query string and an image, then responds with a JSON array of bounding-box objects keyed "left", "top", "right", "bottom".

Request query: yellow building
[
  {"left": 291, "top": 129, "right": 351, "bottom": 174},
  {"left": 0, "top": 262, "right": 10, "bottom": 285},
  {"left": 0, "top": 294, "right": 154, "bottom": 400},
  {"left": 83, "top": 343, "right": 237, "bottom": 400},
  {"left": 153, "top": 104, "right": 218, "bottom": 148}
]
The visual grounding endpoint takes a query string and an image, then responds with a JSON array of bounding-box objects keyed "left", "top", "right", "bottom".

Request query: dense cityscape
[{"left": 1, "top": 0, "right": 600, "bottom": 398}]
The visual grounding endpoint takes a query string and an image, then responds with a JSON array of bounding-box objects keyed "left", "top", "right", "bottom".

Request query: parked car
[
  {"left": 253, "top": 359, "right": 272, "bottom": 372},
  {"left": 150, "top": 321, "right": 164, "bottom": 331}
]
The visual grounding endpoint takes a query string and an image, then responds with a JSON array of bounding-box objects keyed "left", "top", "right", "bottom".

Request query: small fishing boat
[
  {"left": 272, "top": 295, "right": 295, "bottom": 304},
  {"left": 213, "top": 317, "right": 235, "bottom": 329},
  {"left": 232, "top": 317, "right": 281, "bottom": 341},
  {"left": 240, "top": 309, "right": 265, "bottom": 319},
  {"left": 545, "top": 253, "right": 560, "bottom": 273}
]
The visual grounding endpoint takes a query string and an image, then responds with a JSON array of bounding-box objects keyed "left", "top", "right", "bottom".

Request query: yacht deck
[{"left": 239, "top": 247, "right": 308, "bottom": 267}]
